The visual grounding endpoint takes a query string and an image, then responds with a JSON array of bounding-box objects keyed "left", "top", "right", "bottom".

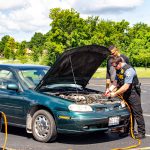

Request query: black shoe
[{"left": 135, "top": 133, "right": 145, "bottom": 139}]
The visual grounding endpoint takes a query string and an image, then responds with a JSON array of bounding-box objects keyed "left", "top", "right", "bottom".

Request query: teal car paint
[{"left": 0, "top": 45, "right": 129, "bottom": 142}]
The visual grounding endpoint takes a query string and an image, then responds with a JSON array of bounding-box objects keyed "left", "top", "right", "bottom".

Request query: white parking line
[
  {"left": 142, "top": 90, "right": 147, "bottom": 93},
  {"left": 143, "top": 114, "right": 150, "bottom": 117},
  {"left": 146, "top": 134, "right": 150, "bottom": 137},
  {"left": 142, "top": 84, "right": 150, "bottom": 85}
]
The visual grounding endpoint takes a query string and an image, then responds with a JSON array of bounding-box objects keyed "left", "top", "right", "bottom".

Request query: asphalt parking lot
[{"left": 0, "top": 78, "right": 150, "bottom": 150}]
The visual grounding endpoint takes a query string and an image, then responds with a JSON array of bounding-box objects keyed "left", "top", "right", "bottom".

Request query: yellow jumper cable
[
  {"left": 112, "top": 95, "right": 142, "bottom": 150},
  {"left": 112, "top": 95, "right": 150, "bottom": 150}
]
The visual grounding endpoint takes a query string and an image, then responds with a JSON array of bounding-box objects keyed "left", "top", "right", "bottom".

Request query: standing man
[
  {"left": 107, "top": 57, "right": 146, "bottom": 139},
  {"left": 106, "top": 45, "right": 130, "bottom": 91}
]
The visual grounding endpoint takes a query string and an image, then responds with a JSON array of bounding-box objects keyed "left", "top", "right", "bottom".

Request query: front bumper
[{"left": 56, "top": 109, "right": 130, "bottom": 134}]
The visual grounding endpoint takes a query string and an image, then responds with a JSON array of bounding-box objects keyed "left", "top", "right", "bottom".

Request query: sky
[{"left": 0, "top": 0, "right": 150, "bottom": 42}]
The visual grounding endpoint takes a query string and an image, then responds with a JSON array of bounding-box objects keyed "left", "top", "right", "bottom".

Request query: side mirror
[{"left": 7, "top": 83, "right": 19, "bottom": 91}]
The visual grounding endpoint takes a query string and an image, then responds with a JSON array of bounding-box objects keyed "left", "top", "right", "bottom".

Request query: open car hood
[{"left": 36, "top": 45, "right": 109, "bottom": 90}]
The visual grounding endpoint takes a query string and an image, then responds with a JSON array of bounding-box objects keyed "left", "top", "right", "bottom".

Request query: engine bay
[
  {"left": 42, "top": 87, "right": 121, "bottom": 105},
  {"left": 58, "top": 93, "right": 120, "bottom": 104}
]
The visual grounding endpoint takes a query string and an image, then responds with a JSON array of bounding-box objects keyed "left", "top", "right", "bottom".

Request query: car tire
[{"left": 32, "top": 109, "right": 57, "bottom": 142}]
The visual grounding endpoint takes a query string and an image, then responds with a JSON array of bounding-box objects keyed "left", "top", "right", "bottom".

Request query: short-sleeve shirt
[
  {"left": 124, "top": 68, "right": 136, "bottom": 84},
  {"left": 106, "top": 54, "right": 130, "bottom": 81},
  {"left": 115, "top": 65, "right": 136, "bottom": 84}
]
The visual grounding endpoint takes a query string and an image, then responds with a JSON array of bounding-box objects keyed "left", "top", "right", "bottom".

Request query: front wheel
[{"left": 32, "top": 110, "right": 57, "bottom": 142}]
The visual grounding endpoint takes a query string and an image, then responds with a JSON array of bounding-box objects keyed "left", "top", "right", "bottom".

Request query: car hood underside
[{"left": 36, "top": 45, "right": 109, "bottom": 90}]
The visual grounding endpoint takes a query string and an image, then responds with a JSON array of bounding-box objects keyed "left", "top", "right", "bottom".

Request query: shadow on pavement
[
  {"left": 56, "top": 131, "right": 126, "bottom": 145},
  {"left": 1, "top": 125, "right": 32, "bottom": 139},
  {"left": 1, "top": 125, "right": 127, "bottom": 145}
]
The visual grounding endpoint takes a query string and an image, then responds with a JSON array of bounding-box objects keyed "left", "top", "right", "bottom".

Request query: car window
[
  {"left": 18, "top": 68, "right": 48, "bottom": 89},
  {"left": 0, "top": 69, "right": 16, "bottom": 89}
]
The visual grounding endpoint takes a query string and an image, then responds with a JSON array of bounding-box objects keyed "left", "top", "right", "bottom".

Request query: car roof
[{"left": 0, "top": 64, "right": 49, "bottom": 70}]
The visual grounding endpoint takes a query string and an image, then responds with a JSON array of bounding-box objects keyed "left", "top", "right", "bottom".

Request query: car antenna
[{"left": 69, "top": 55, "right": 79, "bottom": 100}]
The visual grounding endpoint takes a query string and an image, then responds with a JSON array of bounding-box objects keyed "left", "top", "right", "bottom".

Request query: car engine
[{"left": 58, "top": 93, "right": 120, "bottom": 104}]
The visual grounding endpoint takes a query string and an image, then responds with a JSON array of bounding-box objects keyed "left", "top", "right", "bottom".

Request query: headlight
[{"left": 68, "top": 104, "right": 93, "bottom": 112}]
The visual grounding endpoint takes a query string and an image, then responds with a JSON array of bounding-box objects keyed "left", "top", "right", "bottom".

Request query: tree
[
  {"left": 31, "top": 46, "right": 40, "bottom": 62},
  {"left": 3, "top": 37, "right": 16, "bottom": 59},
  {"left": 126, "top": 22, "right": 150, "bottom": 66},
  {"left": 8, "top": 37, "right": 16, "bottom": 59},
  {"left": 0, "top": 35, "right": 10, "bottom": 55},
  {"left": 29, "top": 32, "right": 45, "bottom": 56},
  {"left": 17, "top": 41, "right": 27, "bottom": 56},
  {"left": 49, "top": 8, "right": 89, "bottom": 48},
  {"left": 43, "top": 41, "right": 65, "bottom": 65},
  {"left": 4, "top": 46, "right": 11, "bottom": 59},
  {"left": 0, "top": 8, "right": 150, "bottom": 67}
]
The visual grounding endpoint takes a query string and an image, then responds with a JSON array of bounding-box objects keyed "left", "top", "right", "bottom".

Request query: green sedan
[{"left": 0, "top": 45, "right": 129, "bottom": 142}]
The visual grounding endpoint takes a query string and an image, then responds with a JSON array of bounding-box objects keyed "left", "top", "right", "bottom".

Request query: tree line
[{"left": 0, "top": 8, "right": 150, "bottom": 67}]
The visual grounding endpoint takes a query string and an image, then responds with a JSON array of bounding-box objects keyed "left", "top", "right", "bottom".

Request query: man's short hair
[
  {"left": 111, "top": 56, "right": 123, "bottom": 65},
  {"left": 108, "top": 45, "right": 119, "bottom": 52}
]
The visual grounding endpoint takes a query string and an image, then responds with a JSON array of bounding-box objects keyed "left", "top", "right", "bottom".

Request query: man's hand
[
  {"left": 110, "top": 92, "right": 116, "bottom": 98},
  {"left": 105, "top": 88, "right": 109, "bottom": 94},
  {"left": 104, "top": 88, "right": 110, "bottom": 96}
]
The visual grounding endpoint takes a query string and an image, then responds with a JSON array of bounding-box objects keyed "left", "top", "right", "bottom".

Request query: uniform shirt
[
  {"left": 106, "top": 54, "right": 130, "bottom": 81},
  {"left": 115, "top": 63, "right": 136, "bottom": 84}
]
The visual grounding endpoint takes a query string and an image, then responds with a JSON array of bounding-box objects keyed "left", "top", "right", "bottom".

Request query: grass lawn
[
  {"left": 0, "top": 59, "right": 149, "bottom": 78},
  {"left": 93, "top": 67, "right": 150, "bottom": 78}
]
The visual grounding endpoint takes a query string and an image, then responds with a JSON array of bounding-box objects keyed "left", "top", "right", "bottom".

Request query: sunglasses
[
  {"left": 111, "top": 50, "right": 117, "bottom": 55},
  {"left": 111, "top": 52, "right": 116, "bottom": 55}
]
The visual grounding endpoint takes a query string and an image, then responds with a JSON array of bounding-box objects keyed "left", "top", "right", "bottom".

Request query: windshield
[{"left": 18, "top": 67, "right": 49, "bottom": 89}]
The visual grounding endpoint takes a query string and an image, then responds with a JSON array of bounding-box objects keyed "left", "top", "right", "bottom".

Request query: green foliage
[
  {"left": 3, "top": 37, "right": 16, "bottom": 59},
  {"left": 0, "top": 35, "right": 10, "bottom": 55},
  {"left": 0, "top": 8, "right": 150, "bottom": 67},
  {"left": 4, "top": 46, "right": 11, "bottom": 59},
  {"left": 31, "top": 46, "right": 40, "bottom": 62},
  {"left": 17, "top": 55, "right": 28, "bottom": 64},
  {"left": 39, "top": 55, "right": 50, "bottom": 65},
  {"left": 29, "top": 32, "right": 45, "bottom": 58},
  {"left": 29, "top": 32, "right": 45, "bottom": 49},
  {"left": 44, "top": 41, "right": 65, "bottom": 65},
  {"left": 16, "top": 41, "right": 26, "bottom": 56}
]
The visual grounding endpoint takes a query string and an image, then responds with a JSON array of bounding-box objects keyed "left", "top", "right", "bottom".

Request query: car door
[{"left": 0, "top": 69, "right": 27, "bottom": 125}]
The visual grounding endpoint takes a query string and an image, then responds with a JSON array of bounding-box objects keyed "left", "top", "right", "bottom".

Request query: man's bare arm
[
  {"left": 109, "top": 83, "right": 130, "bottom": 97},
  {"left": 114, "top": 83, "right": 130, "bottom": 95}
]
